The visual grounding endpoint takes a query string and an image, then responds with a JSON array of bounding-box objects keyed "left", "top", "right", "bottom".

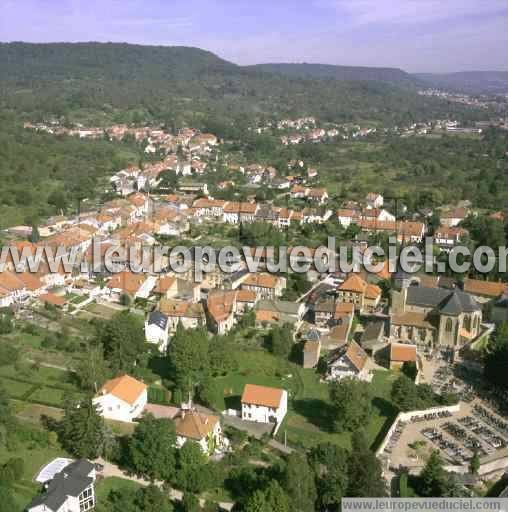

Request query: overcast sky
[{"left": 1, "top": 0, "right": 507, "bottom": 72}]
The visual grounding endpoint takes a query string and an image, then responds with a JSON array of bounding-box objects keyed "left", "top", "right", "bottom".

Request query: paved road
[
  {"left": 223, "top": 415, "right": 273, "bottom": 438},
  {"left": 222, "top": 415, "right": 294, "bottom": 454}
]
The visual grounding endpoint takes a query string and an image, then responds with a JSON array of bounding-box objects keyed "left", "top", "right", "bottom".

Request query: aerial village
[{"left": 1, "top": 117, "right": 508, "bottom": 510}]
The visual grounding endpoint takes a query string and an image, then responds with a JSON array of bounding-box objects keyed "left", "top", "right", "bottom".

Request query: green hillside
[{"left": 0, "top": 43, "right": 486, "bottom": 126}]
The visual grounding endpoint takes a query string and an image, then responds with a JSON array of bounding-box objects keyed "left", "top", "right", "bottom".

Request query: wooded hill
[{"left": 0, "top": 43, "right": 487, "bottom": 125}]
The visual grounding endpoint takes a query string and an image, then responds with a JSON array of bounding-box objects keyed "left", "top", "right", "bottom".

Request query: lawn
[
  {"left": 84, "top": 302, "right": 123, "bottom": 319},
  {"left": 95, "top": 477, "right": 143, "bottom": 511},
  {"left": 277, "top": 369, "right": 398, "bottom": 451},
  {"left": 0, "top": 377, "right": 34, "bottom": 399},
  {"left": 0, "top": 365, "right": 78, "bottom": 391},
  {"left": 211, "top": 349, "right": 300, "bottom": 411},
  {"left": 66, "top": 292, "right": 90, "bottom": 305},
  {"left": 210, "top": 347, "right": 398, "bottom": 452},
  {"left": 0, "top": 364, "right": 82, "bottom": 408},
  {"left": 29, "top": 386, "right": 72, "bottom": 407},
  {"left": 0, "top": 429, "right": 70, "bottom": 510},
  {"left": 14, "top": 402, "right": 65, "bottom": 425}
]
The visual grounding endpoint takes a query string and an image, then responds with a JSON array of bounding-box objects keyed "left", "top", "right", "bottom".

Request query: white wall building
[
  {"left": 144, "top": 310, "right": 170, "bottom": 352},
  {"left": 241, "top": 384, "right": 288, "bottom": 425},
  {"left": 28, "top": 459, "right": 96, "bottom": 512},
  {"left": 93, "top": 375, "right": 147, "bottom": 423}
]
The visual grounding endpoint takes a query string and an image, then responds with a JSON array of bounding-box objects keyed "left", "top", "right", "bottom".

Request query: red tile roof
[{"left": 241, "top": 384, "right": 285, "bottom": 409}]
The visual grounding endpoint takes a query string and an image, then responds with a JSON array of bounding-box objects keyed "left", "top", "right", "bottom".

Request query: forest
[{"left": 0, "top": 43, "right": 492, "bottom": 126}]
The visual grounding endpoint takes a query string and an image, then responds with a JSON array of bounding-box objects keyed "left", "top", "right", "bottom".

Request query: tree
[
  {"left": 347, "top": 430, "right": 386, "bottom": 497},
  {"left": 329, "top": 378, "right": 372, "bottom": 432},
  {"left": 107, "top": 486, "right": 173, "bottom": 512},
  {"left": 244, "top": 489, "right": 270, "bottom": 512},
  {"left": 485, "top": 327, "right": 508, "bottom": 390},
  {"left": 309, "top": 443, "right": 348, "bottom": 511},
  {"left": 469, "top": 450, "right": 480, "bottom": 475},
  {"left": 137, "top": 485, "right": 174, "bottom": 512},
  {"left": 427, "top": 211, "right": 441, "bottom": 236},
  {"left": 95, "top": 312, "right": 146, "bottom": 373},
  {"left": 391, "top": 375, "right": 432, "bottom": 411},
  {"left": 198, "top": 377, "right": 223, "bottom": 409},
  {"left": 0, "top": 457, "right": 24, "bottom": 483},
  {"left": 282, "top": 453, "right": 317, "bottom": 512},
  {"left": 209, "top": 334, "right": 237, "bottom": 376},
  {"left": 60, "top": 396, "right": 105, "bottom": 458},
  {"left": 47, "top": 188, "right": 68, "bottom": 212},
  {"left": 176, "top": 441, "right": 209, "bottom": 493},
  {"left": 128, "top": 414, "right": 176, "bottom": 482},
  {"left": 0, "top": 485, "right": 16, "bottom": 512},
  {"left": 0, "top": 311, "right": 14, "bottom": 335},
  {"left": 267, "top": 325, "right": 293, "bottom": 359},
  {"left": 168, "top": 325, "right": 210, "bottom": 393},
  {"left": 238, "top": 309, "right": 256, "bottom": 329},
  {"left": 119, "top": 293, "right": 132, "bottom": 307},
  {"left": 182, "top": 493, "right": 200, "bottom": 512},
  {"left": 264, "top": 481, "right": 289, "bottom": 512},
  {"left": 0, "top": 342, "right": 18, "bottom": 366},
  {"left": 402, "top": 361, "right": 418, "bottom": 380},
  {"left": 76, "top": 344, "right": 109, "bottom": 392},
  {"left": 29, "top": 223, "right": 40, "bottom": 243},
  {"left": 244, "top": 482, "right": 289, "bottom": 512},
  {"left": 418, "top": 450, "right": 447, "bottom": 497}
]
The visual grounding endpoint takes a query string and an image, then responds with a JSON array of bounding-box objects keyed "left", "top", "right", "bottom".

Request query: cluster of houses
[
  {"left": 27, "top": 375, "right": 289, "bottom": 511},
  {"left": 251, "top": 116, "right": 377, "bottom": 144},
  {"left": 91, "top": 374, "right": 287, "bottom": 450}
]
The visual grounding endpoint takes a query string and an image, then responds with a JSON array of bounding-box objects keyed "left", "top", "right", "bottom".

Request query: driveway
[
  {"left": 144, "top": 403, "right": 180, "bottom": 419},
  {"left": 223, "top": 414, "right": 274, "bottom": 438}
]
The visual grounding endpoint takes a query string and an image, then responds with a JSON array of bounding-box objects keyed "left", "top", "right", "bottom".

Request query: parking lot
[{"left": 387, "top": 399, "right": 508, "bottom": 470}]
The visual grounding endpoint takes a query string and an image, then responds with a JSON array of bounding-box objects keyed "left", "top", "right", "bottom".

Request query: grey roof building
[
  {"left": 147, "top": 310, "right": 169, "bottom": 330},
  {"left": 28, "top": 459, "right": 96, "bottom": 512},
  {"left": 391, "top": 285, "right": 482, "bottom": 350}
]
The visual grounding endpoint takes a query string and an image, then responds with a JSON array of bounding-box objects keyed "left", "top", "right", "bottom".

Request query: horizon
[{"left": 0, "top": 0, "right": 507, "bottom": 73}]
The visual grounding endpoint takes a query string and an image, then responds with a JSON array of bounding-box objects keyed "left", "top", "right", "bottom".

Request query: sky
[{"left": 0, "top": 0, "right": 507, "bottom": 73}]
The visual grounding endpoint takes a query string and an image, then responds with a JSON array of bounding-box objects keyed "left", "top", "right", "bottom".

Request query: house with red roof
[
  {"left": 93, "top": 375, "right": 147, "bottom": 422},
  {"left": 241, "top": 384, "right": 288, "bottom": 425}
]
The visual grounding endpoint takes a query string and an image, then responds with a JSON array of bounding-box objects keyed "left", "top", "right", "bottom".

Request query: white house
[
  {"left": 326, "top": 341, "right": 372, "bottom": 382},
  {"left": 366, "top": 192, "right": 384, "bottom": 209},
  {"left": 241, "top": 384, "right": 288, "bottom": 425},
  {"left": 93, "top": 375, "right": 147, "bottom": 423},
  {"left": 144, "top": 311, "right": 170, "bottom": 352},
  {"left": 28, "top": 459, "right": 96, "bottom": 512},
  {"left": 441, "top": 207, "right": 468, "bottom": 228},
  {"left": 175, "top": 410, "right": 226, "bottom": 455},
  {"left": 336, "top": 208, "right": 358, "bottom": 228}
]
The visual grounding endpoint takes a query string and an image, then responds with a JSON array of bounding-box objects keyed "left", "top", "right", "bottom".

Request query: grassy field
[
  {"left": 95, "top": 477, "right": 143, "bottom": 512},
  {"left": 81, "top": 302, "right": 123, "bottom": 320},
  {"left": 211, "top": 349, "right": 300, "bottom": 411},
  {"left": 0, "top": 378, "right": 34, "bottom": 398},
  {"left": 14, "top": 402, "right": 65, "bottom": 425},
  {"left": 210, "top": 348, "right": 398, "bottom": 451},
  {"left": 0, "top": 348, "right": 83, "bottom": 410},
  {"left": 0, "top": 428, "right": 70, "bottom": 510},
  {"left": 277, "top": 369, "right": 398, "bottom": 451}
]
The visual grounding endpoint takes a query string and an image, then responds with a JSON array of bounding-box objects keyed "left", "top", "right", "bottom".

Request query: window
[
  {"left": 464, "top": 315, "right": 471, "bottom": 331},
  {"left": 445, "top": 318, "right": 453, "bottom": 332},
  {"left": 81, "top": 488, "right": 93, "bottom": 500}
]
